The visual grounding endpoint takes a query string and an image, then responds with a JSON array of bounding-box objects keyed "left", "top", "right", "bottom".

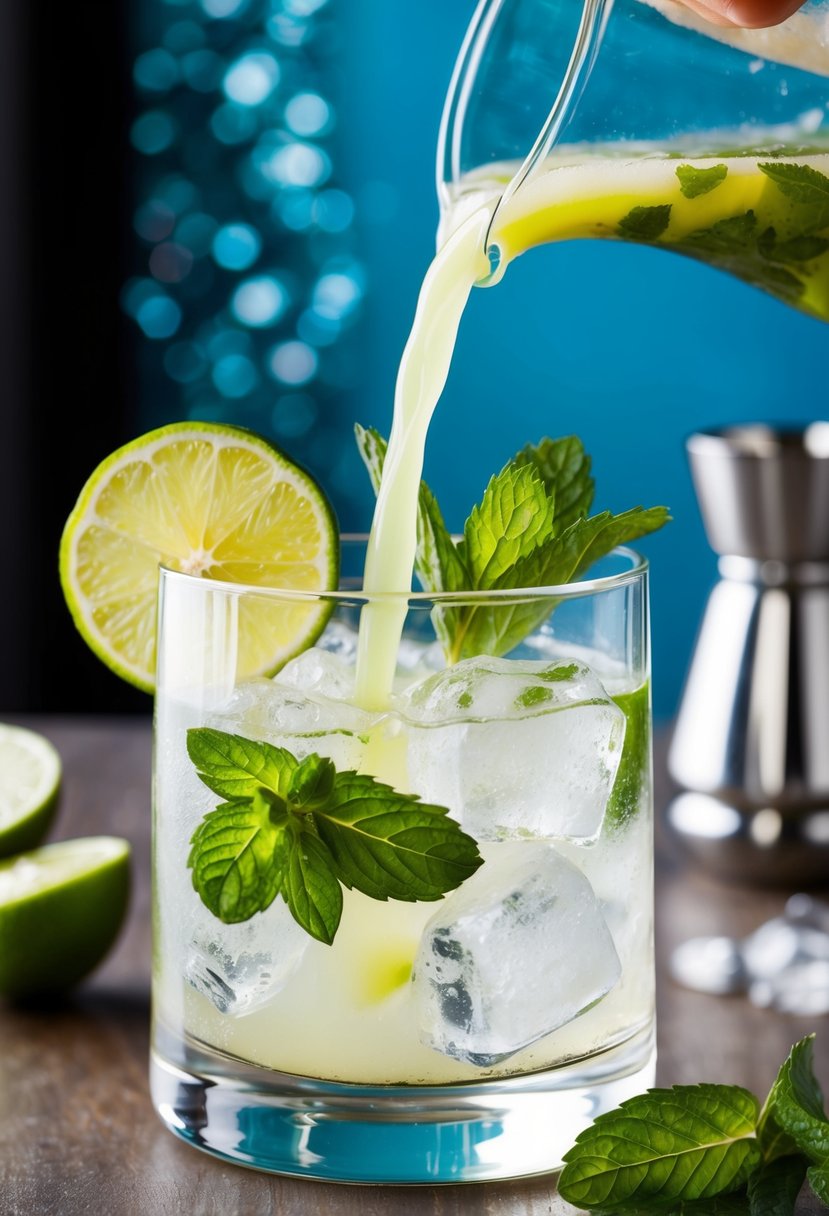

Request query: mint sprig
[
  {"left": 356, "top": 426, "right": 669, "bottom": 664},
  {"left": 558, "top": 1035, "right": 829, "bottom": 1214},
  {"left": 186, "top": 728, "right": 482, "bottom": 945}
]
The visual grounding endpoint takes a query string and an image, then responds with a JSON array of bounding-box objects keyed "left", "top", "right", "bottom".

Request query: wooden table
[{"left": 1, "top": 717, "right": 826, "bottom": 1215}]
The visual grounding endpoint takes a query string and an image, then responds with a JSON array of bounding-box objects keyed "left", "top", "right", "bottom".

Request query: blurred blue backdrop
[{"left": 127, "top": 0, "right": 827, "bottom": 719}]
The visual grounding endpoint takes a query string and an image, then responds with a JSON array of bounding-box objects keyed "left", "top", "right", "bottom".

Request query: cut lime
[
  {"left": 0, "top": 836, "right": 130, "bottom": 999},
  {"left": 59, "top": 422, "right": 339, "bottom": 693},
  {"left": 607, "top": 682, "right": 650, "bottom": 828},
  {"left": 0, "top": 724, "right": 62, "bottom": 859},
  {"left": 356, "top": 939, "right": 418, "bottom": 1005}
]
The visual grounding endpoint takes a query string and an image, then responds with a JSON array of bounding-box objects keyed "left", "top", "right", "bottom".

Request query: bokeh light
[
  {"left": 212, "top": 223, "right": 262, "bottom": 269},
  {"left": 131, "top": 110, "right": 177, "bottom": 155},
  {"left": 223, "top": 53, "right": 280, "bottom": 107},
  {"left": 126, "top": 0, "right": 365, "bottom": 518},
  {"left": 231, "top": 274, "right": 288, "bottom": 326},
  {"left": 284, "top": 91, "right": 330, "bottom": 137},
  {"left": 267, "top": 339, "right": 317, "bottom": 385}
]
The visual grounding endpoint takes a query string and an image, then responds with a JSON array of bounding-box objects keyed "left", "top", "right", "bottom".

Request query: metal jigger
[{"left": 668, "top": 424, "right": 829, "bottom": 885}]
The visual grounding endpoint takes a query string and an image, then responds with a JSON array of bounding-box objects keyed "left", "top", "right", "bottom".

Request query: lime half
[
  {"left": 0, "top": 724, "right": 62, "bottom": 859},
  {"left": 59, "top": 422, "right": 339, "bottom": 692},
  {"left": 0, "top": 837, "right": 130, "bottom": 999}
]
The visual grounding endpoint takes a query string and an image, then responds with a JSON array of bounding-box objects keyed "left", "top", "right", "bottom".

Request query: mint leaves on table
[
  {"left": 355, "top": 426, "right": 669, "bottom": 664},
  {"left": 558, "top": 1036, "right": 829, "bottom": 1215},
  {"left": 186, "top": 728, "right": 482, "bottom": 945}
]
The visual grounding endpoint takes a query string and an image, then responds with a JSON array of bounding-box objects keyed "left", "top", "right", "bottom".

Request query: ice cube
[
  {"left": 209, "top": 660, "right": 374, "bottom": 770},
  {"left": 399, "top": 656, "right": 625, "bottom": 841},
  {"left": 742, "top": 916, "right": 829, "bottom": 981},
  {"left": 185, "top": 900, "right": 308, "bottom": 1017},
  {"left": 749, "top": 961, "right": 829, "bottom": 1016},
  {"left": 317, "top": 617, "right": 360, "bottom": 663},
  {"left": 413, "top": 844, "right": 621, "bottom": 1066},
  {"left": 276, "top": 646, "right": 355, "bottom": 702}
]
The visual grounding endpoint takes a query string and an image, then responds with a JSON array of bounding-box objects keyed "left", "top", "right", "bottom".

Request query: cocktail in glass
[{"left": 151, "top": 538, "right": 654, "bottom": 1182}]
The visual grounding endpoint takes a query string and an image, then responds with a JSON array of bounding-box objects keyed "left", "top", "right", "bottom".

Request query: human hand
[{"left": 678, "top": 0, "right": 804, "bottom": 27}]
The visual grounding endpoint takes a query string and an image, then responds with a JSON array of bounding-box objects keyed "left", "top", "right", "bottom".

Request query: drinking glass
[{"left": 150, "top": 538, "right": 654, "bottom": 1182}]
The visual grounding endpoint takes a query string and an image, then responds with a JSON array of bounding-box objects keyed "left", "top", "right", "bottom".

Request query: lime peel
[
  {"left": 59, "top": 421, "right": 339, "bottom": 693},
  {"left": 0, "top": 836, "right": 131, "bottom": 999},
  {"left": 0, "top": 723, "right": 62, "bottom": 859}
]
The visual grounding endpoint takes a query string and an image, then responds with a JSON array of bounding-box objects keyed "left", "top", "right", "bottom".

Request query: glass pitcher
[{"left": 437, "top": 0, "right": 829, "bottom": 320}]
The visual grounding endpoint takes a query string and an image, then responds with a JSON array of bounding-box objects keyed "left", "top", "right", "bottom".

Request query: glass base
[{"left": 150, "top": 1023, "right": 655, "bottom": 1183}]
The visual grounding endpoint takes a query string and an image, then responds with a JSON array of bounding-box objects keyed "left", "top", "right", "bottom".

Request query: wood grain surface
[{"left": 0, "top": 717, "right": 826, "bottom": 1216}]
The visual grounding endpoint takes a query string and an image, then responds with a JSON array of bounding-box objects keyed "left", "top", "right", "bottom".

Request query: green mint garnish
[
  {"left": 186, "top": 728, "right": 482, "bottom": 945},
  {"left": 618, "top": 204, "right": 672, "bottom": 240},
  {"left": 356, "top": 426, "right": 669, "bottom": 664},
  {"left": 676, "top": 163, "right": 728, "bottom": 199},
  {"left": 510, "top": 434, "right": 594, "bottom": 534},
  {"left": 558, "top": 1084, "right": 762, "bottom": 1210},
  {"left": 558, "top": 1035, "right": 829, "bottom": 1215},
  {"left": 746, "top": 1155, "right": 807, "bottom": 1216},
  {"left": 809, "top": 1163, "right": 829, "bottom": 1205},
  {"left": 758, "top": 1036, "right": 829, "bottom": 1163}
]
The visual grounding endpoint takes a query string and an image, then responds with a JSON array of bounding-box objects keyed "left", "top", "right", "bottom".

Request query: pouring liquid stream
[{"left": 355, "top": 0, "right": 829, "bottom": 710}]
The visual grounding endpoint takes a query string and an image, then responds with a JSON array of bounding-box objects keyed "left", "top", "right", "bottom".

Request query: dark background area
[{"left": 1, "top": 0, "right": 145, "bottom": 713}]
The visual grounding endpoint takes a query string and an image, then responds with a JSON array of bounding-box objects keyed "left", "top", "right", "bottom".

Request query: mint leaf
[
  {"left": 282, "top": 828, "right": 343, "bottom": 944},
  {"left": 354, "top": 421, "right": 385, "bottom": 495},
  {"left": 512, "top": 435, "right": 594, "bottom": 532},
  {"left": 759, "top": 1037, "right": 829, "bottom": 1164},
  {"left": 747, "top": 1155, "right": 807, "bottom": 1216},
  {"left": 676, "top": 164, "right": 728, "bottom": 199},
  {"left": 619, "top": 204, "right": 672, "bottom": 240},
  {"left": 356, "top": 428, "right": 668, "bottom": 664},
  {"left": 288, "top": 754, "right": 336, "bottom": 809},
  {"left": 807, "top": 1162, "right": 829, "bottom": 1204},
  {"left": 187, "top": 727, "right": 297, "bottom": 801},
  {"left": 188, "top": 729, "right": 482, "bottom": 944},
  {"left": 765, "top": 234, "right": 829, "bottom": 264},
  {"left": 461, "top": 464, "right": 554, "bottom": 585},
  {"left": 685, "top": 211, "right": 757, "bottom": 254},
  {"left": 565, "top": 505, "right": 672, "bottom": 580},
  {"left": 452, "top": 506, "right": 669, "bottom": 662},
  {"left": 758, "top": 162, "right": 829, "bottom": 233},
  {"left": 313, "top": 771, "right": 482, "bottom": 902},
  {"left": 558, "top": 1084, "right": 761, "bottom": 1210},
  {"left": 355, "top": 421, "right": 470, "bottom": 602},
  {"left": 187, "top": 790, "right": 286, "bottom": 923},
  {"left": 591, "top": 1197, "right": 750, "bottom": 1215},
  {"left": 758, "top": 161, "right": 829, "bottom": 206}
]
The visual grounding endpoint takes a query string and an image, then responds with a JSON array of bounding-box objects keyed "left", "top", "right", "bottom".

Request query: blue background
[
  {"left": 129, "top": 0, "right": 828, "bottom": 721},
  {"left": 334, "top": 1, "right": 826, "bottom": 720}
]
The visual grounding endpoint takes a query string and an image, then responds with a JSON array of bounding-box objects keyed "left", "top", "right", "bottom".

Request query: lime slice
[
  {"left": 0, "top": 724, "right": 62, "bottom": 859},
  {"left": 356, "top": 939, "right": 417, "bottom": 1005},
  {"left": 0, "top": 836, "right": 130, "bottom": 999},
  {"left": 59, "top": 422, "right": 339, "bottom": 692}
]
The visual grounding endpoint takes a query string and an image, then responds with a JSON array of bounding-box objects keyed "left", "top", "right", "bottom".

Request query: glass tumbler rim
[{"left": 158, "top": 537, "right": 648, "bottom": 605}]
